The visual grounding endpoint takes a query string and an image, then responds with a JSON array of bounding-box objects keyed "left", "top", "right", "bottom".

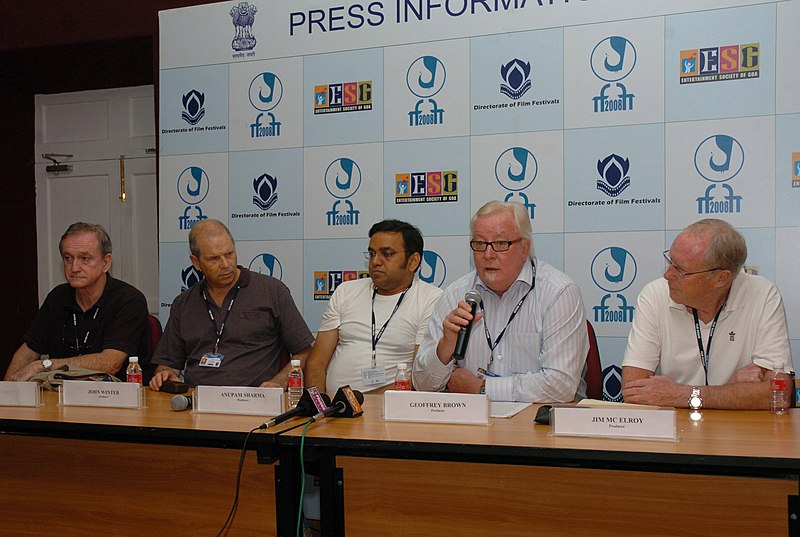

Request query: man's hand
[
  {"left": 4, "top": 360, "right": 43, "bottom": 382},
  {"left": 436, "top": 300, "right": 484, "bottom": 364},
  {"left": 259, "top": 380, "right": 282, "bottom": 388},
  {"left": 727, "top": 363, "right": 767, "bottom": 384},
  {"left": 149, "top": 368, "right": 181, "bottom": 391},
  {"left": 446, "top": 367, "right": 483, "bottom": 394},
  {"left": 622, "top": 374, "right": 690, "bottom": 407}
]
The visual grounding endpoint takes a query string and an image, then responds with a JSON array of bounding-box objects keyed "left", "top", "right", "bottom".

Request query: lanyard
[
  {"left": 481, "top": 261, "right": 536, "bottom": 368},
  {"left": 71, "top": 307, "right": 101, "bottom": 355},
  {"left": 371, "top": 282, "right": 411, "bottom": 369},
  {"left": 692, "top": 303, "right": 725, "bottom": 386},
  {"left": 202, "top": 285, "right": 240, "bottom": 354}
]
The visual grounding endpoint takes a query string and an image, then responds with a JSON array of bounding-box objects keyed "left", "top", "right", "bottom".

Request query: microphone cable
[
  {"left": 296, "top": 420, "right": 314, "bottom": 537},
  {"left": 215, "top": 425, "right": 260, "bottom": 537}
]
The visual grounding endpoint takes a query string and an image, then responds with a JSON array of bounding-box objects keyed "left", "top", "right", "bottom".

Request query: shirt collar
[{"left": 475, "top": 257, "right": 535, "bottom": 297}]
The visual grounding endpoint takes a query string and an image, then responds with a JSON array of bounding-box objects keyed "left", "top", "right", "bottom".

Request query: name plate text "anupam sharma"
[
  {"left": 194, "top": 385, "right": 283, "bottom": 416},
  {"left": 60, "top": 380, "right": 142, "bottom": 409},
  {"left": 384, "top": 390, "right": 489, "bottom": 425},
  {"left": 551, "top": 405, "right": 677, "bottom": 441}
]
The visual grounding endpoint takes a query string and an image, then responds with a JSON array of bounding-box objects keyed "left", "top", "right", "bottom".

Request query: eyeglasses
[
  {"left": 364, "top": 249, "right": 406, "bottom": 261},
  {"left": 662, "top": 251, "right": 722, "bottom": 278},
  {"left": 469, "top": 239, "right": 522, "bottom": 252}
]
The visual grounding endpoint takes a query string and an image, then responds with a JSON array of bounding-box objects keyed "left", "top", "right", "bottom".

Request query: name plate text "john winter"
[
  {"left": 384, "top": 390, "right": 489, "bottom": 425},
  {"left": 551, "top": 405, "right": 677, "bottom": 441},
  {"left": 60, "top": 380, "right": 142, "bottom": 409},
  {"left": 194, "top": 385, "right": 283, "bottom": 415}
]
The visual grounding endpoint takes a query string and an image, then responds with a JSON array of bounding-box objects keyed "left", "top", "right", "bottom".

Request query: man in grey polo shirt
[{"left": 149, "top": 219, "right": 313, "bottom": 389}]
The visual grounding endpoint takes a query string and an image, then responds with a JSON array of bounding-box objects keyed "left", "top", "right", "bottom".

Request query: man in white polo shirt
[{"left": 622, "top": 218, "right": 792, "bottom": 410}]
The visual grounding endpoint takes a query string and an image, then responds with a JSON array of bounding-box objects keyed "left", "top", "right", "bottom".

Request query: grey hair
[
  {"left": 59, "top": 222, "right": 112, "bottom": 256},
  {"left": 188, "top": 219, "right": 235, "bottom": 258},
  {"left": 470, "top": 200, "right": 533, "bottom": 242},
  {"left": 684, "top": 218, "right": 747, "bottom": 273}
]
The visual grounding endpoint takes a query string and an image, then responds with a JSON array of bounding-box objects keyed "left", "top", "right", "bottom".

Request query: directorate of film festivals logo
[
  {"left": 181, "top": 90, "right": 205, "bottom": 125},
  {"left": 495, "top": 147, "right": 538, "bottom": 219},
  {"left": 325, "top": 158, "right": 362, "bottom": 226},
  {"left": 313, "top": 270, "right": 369, "bottom": 300},
  {"left": 177, "top": 166, "right": 210, "bottom": 230},
  {"left": 499, "top": 58, "right": 531, "bottom": 100},
  {"left": 395, "top": 170, "right": 458, "bottom": 204},
  {"left": 680, "top": 43, "right": 759, "bottom": 85},
  {"left": 694, "top": 134, "right": 744, "bottom": 215},
  {"left": 181, "top": 265, "right": 203, "bottom": 292},
  {"left": 591, "top": 246, "right": 636, "bottom": 324},
  {"left": 314, "top": 81, "right": 373, "bottom": 115},
  {"left": 407, "top": 55, "right": 446, "bottom": 127},
  {"left": 591, "top": 36, "right": 636, "bottom": 114},
  {"left": 249, "top": 72, "right": 283, "bottom": 139},
  {"left": 252, "top": 172, "right": 278, "bottom": 211},
  {"left": 249, "top": 253, "right": 283, "bottom": 280},
  {"left": 596, "top": 154, "right": 631, "bottom": 198},
  {"left": 230, "top": 2, "right": 257, "bottom": 52}
]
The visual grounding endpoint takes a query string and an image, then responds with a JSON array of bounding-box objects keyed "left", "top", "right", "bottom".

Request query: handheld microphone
[
  {"left": 310, "top": 385, "right": 364, "bottom": 422},
  {"left": 259, "top": 388, "right": 330, "bottom": 429},
  {"left": 171, "top": 394, "right": 193, "bottom": 412},
  {"left": 453, "top": 290, "right": 481, "bottom": 360}
]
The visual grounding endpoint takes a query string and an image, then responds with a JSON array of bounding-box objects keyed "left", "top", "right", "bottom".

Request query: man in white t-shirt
[
  {"left": 304, "top": 220, "right": 443, "bottom": 394},
  {"left": 622, "top": 218, "right": 792, "bottom": 410}
]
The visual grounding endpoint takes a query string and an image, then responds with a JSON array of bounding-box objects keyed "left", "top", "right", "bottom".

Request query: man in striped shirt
[{"left": 413, "top": 201, "right": 589, "bottom": 402}]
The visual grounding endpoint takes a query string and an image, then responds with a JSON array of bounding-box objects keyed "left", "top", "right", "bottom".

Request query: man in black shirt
[{"left": 4, "top": 223, "right": 150, "bottom": 382}]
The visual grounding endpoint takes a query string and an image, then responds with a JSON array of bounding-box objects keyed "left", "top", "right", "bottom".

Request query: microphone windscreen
[
  {"left": 171, "top": 394, "right": 192, "bottom": 411},
  {"left": 465, "top": 290, "right": 481, "bottom": 304}
]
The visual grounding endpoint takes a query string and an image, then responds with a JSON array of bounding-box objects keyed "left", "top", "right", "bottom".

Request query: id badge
[
  {"left": 361, "top": 367, "right": 387, "bottom": 386},
  {"left": 200, "top": 352, "right": 224, "bottom": 368},
  {"left": 477, "top": 367, "right": 501, "bottom": 380}
]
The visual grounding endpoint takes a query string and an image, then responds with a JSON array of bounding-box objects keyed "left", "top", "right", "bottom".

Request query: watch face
[
  {"left": 689, "top": 395, "right": 702, "bottom": 409},
  {"left": 42, "top": 359, "right": 53, "bottom": 370}
]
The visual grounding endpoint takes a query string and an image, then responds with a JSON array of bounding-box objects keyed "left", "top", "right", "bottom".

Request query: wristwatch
[
  {"left": 688, "top": 386, "right": 702, "bottom": 410},
  {"left": 41, "top": 359, "right": 53, "bottom": 372},
  {"left": 479, "top": 381, "right": 486, "bottom": 395}
]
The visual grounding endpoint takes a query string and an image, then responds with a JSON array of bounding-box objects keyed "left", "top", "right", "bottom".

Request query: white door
[{"left": 34, "top": 86, "right": 159, "bottom": 312}]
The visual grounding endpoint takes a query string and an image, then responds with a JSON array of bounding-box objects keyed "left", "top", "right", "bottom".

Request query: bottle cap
[
  {"left": 397, "top": 363, "right": 408, "bottom": 370},
  {"left": 129, "top": 356, "right": 139, "bottom": 363},
  {"left": 291, "top": 359, "right": 301, "bottom": 367}
]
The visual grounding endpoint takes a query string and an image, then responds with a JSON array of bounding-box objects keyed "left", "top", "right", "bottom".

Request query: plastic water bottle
[
  {"left": 126, "top": 356, "right": 142, "bottom": 384},
  {"left": 394, "top": 363, "right": 412, "bottom": 391},
  {"left": 770, "top": 366, "right": 791, "bottom": 415},
  {"left": 287, "top": 359, "right": 303, "bottom": 409}
]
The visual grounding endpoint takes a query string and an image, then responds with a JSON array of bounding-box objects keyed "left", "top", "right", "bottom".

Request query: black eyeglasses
[
  {"left": 469, "top": 239, "right": 522, "bottom": 252},
  {"left": 364, "top": 249, "right": 406, "bottom": 260},
  {"left": 662, "top": 251, "right": 722, "bottom": 278}
]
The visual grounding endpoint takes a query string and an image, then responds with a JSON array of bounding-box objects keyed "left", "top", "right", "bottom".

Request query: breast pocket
[{"left": 226, "top": 310, "right": 276, "bottom": 345}]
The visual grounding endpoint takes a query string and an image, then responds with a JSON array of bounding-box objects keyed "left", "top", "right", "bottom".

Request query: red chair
[
  {"left": 584, "top": 320, "right": 603, "bottom": 400},
  {"left": 147, "top": 314, "right": 163, "bottom": 354}
]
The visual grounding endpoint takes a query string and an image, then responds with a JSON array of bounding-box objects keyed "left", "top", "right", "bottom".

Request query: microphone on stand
[
  {"left": 258, "top": 388, "right": 331, "bottom": 429},
  {"left": 453, "top": 290, "right": 481, "bottom": 360},
  {"left": 310, "top": 385, "right": 364, "bottom": 422}
]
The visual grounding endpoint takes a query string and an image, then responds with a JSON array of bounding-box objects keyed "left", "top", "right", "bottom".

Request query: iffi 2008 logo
[
  {"left": 249, "top": 253, "right": 282, "bottom": 280},
  {"left": 324, "top": 158, "right": 361, "bottom": 226},
  {"left": 591, "top": 247, "right": 636, "bottom": 324},
  {"left": 495, "top": 147, "right": 538, "bottom": 219},
  {"left": 694, "top": 134, "right": 744, "bottom": 215},
  {"left": 248, "top": 72, "right": 283, "bottom": 139},
  {"left": 407, "top": 56, "right": 446, "bottom": 127},
  {"left": 591, "top": 36, "right": 636, "bottom": 114},
  {"left": 419, "top": 250, "right": 447, "bottom": 288},
  {"left": 177, "top": 166, "right": 210, "bottom": 230}
]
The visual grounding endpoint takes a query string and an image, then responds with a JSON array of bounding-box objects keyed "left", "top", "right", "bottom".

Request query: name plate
[
  {"left": 194, "top": 385, "right": 283, "bottom": 416},
  {"left": 551, "top": 405, "right": 677, "bottom": 441},
  {"left": 384, "top": 391, "right": 489, "bottom": 425},
  {"left": 60, "top": 380, "right": 143, "bottom": 409},
  {"left": 0, "top": 381, "right": 41, "bottom": 407}
]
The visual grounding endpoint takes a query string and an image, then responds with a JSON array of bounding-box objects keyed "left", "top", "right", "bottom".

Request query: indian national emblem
[{"left": 230, "top": 2, "right": 258, "bottom": 52}]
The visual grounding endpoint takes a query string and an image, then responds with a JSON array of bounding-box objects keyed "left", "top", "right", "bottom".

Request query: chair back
[{"left": 584, "top": 320, "right": 603, "bottom": 400}]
